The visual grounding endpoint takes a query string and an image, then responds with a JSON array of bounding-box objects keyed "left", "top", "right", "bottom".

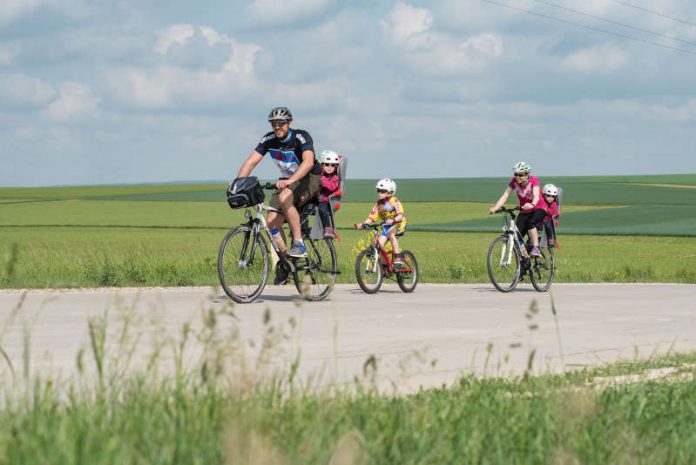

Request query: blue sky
[{"left": 2, "top": 0, "right": 696, "bottom": 186}]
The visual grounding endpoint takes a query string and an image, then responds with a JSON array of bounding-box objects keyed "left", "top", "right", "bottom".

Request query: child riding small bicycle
[
  {"left": 354, "top": 178, "right": 407, "bottom": 268},
  {"left": 489, "top": 161, "right": 546, "bottom": 257}
]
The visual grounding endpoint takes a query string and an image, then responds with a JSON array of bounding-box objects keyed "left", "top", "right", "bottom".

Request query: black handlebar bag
[{"left": 226, "top": 176, "right": 265, "bottom": 209}]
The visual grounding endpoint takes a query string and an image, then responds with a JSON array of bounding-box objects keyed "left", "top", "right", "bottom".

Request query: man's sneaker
[
  {"left": 323, "top": 227, "right": 336, "bottom": 239},
  {"left": 273, "top": 262, "right": 289, "bottom": 285},
  {"left": 529, "top": 246, "right": 542, "bottom": 257},
  {"left": 287, "top": 240, "right": 307, "bottom": 258}
]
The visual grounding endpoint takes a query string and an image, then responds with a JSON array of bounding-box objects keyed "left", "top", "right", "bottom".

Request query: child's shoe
[
  {"left": 393, "top": 253, "right": 405, "bottom": 269},
  {"left": 529, "top": 246, "right": 542, "bottom": 257},
  {"left": 547, "top": 238, "right": 556, "bottom": 248},
  {"left": 323, "top": 227, "right": 336, "bottom": 239}
]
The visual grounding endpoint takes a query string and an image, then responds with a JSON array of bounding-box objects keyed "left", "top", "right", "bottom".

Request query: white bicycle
[{"left": 487, "top": 206, "right": 555, "bottom": 292}]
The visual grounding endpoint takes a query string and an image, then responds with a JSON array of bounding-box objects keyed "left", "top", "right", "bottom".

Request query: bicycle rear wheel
[
  {"left": 293, "top": 238, "right": 337, "bottom": 301},
  {"left": 530, "top": 248, "right": 555, "bottom": 292},
  {"left": 217, "top": 225, "right": 270, "bottom": 303},
  {"left": 355, "top": 247, "right": 383, "bottom": 294},
  {"left": 487, "top": 235, "right": 521, "bottom": 292},
  {"left": 396, "top": 249, "right": 418, "bottom": 293}
]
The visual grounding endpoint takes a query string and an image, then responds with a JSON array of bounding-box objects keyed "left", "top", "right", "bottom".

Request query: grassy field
[{"left": 0, "top": 175, "right": 695, "bottom": 288}]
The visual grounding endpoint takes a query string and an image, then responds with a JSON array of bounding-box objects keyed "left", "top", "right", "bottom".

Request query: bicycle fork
[
  {"left": 500, "top": 233, "right": 515, "bottom": 267},
  {"left": 237, "top": 222, "right": 260, "bottom": 268}
]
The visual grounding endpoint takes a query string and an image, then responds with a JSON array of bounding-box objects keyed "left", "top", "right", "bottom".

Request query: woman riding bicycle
[{"left": 489, "top": 161, "right": 546, "bottom": 257}]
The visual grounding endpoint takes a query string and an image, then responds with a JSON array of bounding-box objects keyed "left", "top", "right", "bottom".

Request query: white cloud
[
  {"left": 107, "top": 25, "right": 262, "bottom": 108},
  {"left": 0, "top": 0, "right": 43, "bottom": 26},
  {"left": 382, "top": 3, "right": 503, "bottom": 75},
  {"left": 0, "top": 44, "right": 17, "bottom": 65},
  {"left": 154, "top": 23, "right": 195, "bottom": 55},
  {"left": 45, "top": 81, "right": 101, "bottom": 121},
  {"left": 381, "top": 2, "right": 433, "bottom": 48},
  {"left": 562, "top": 44, "right": 629, "bottom": 73},
  {"left": 0, "top": 73, "right": 55, "bottom": 106},
  {"left": 247, "top": 0, "right": 335, "bottom": 25}
]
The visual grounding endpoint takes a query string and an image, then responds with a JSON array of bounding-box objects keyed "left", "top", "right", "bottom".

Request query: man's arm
[{"left": 237, "top": 151, "right": 264, "bottom": 178}]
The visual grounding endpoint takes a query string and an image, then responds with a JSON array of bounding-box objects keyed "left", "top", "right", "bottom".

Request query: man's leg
[
  {"left": 267, "top": 211, "right": 287, "bottom": 253},
  {"left": 278, "top": 188, "right": 302, "bottom": 241}
]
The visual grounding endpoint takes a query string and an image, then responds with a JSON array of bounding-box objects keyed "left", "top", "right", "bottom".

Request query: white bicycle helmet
[
  {"left": 320, "top": 150, "right": 340, "bottom": 164},
  {"left": 267, "top": 106, "right": 292, "bottom": 122},
  {"left": 542, "top": 183, "right": 558, "bottom": 196},
  {"left": 376, "top": 178, "right": 396, "bottom": 194},
  {"left": 513, "top": 161, "right": 531, "bottom": 174}
]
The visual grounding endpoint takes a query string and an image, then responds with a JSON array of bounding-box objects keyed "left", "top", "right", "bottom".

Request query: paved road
[{"left": 0, "top": 283, "right": 694, "bottom": 392}]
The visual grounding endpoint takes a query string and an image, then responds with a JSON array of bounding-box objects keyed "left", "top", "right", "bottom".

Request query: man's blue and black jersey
[{"left": 255, "top": 129, "right": 316, "bottom": 179}]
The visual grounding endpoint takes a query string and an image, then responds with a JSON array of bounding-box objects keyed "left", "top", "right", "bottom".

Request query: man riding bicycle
[{"left": 236, "top": 106, "right": 321, "bottom": 259}]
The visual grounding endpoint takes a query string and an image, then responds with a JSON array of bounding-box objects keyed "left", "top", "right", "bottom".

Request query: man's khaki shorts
[{"left": 269, "top": 173, "right": 321, "bottom": 211}]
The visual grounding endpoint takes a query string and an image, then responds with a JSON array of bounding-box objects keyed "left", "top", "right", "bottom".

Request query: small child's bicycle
[
  {"left": 354, "top": 223, "right": 419, "bottom": 294},
  {"left": 487, "top": 206, "right": 555, "bottom": 292}
]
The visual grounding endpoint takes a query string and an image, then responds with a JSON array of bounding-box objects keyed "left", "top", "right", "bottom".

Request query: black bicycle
[
  {"left": 487, "top": 206, "right": 555, "bottom": 292},
  {"left": 218, "top": 177, "right": 338, "bottom": 303}
]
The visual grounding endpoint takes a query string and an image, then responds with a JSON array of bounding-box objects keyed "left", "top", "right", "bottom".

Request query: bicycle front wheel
[
  {"left": 217, "top": 225, "right": 270, "bottom": 303},
  {"left": 530, "top": 248, "right": 555, "bottom": 292},
  {"left": 293, "top": 238, "right": 337, "bottom": 301},
  {"left": 396, "top": 249, "right": 418, "bottom": 293},
  {"left": 355, "top": 248, "right": 383, "bottom": 294},
  {"left": 487, "top": 235, "right": 521, "bottom": 292}
]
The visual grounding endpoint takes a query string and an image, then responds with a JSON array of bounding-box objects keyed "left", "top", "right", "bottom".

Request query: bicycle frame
[
  {"left": 240, "top": 203, "right": 298, "bottom": 272},
  {"left": 497, "top": 208, "right": 525, "bottom": 267},
  {"left": 364, "top": 226, "right": 413, "bottom": 275}
]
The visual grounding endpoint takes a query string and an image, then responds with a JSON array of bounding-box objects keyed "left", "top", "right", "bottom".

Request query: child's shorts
[{"left": 380, "top": 222, "right": 407, "bottom": 238}]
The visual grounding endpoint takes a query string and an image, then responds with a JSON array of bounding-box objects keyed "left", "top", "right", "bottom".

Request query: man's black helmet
[{"left": 267, "top": 106, "right": 292, "bottom": 122}]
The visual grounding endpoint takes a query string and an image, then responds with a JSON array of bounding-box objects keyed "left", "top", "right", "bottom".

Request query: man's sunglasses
[
  {"left": 377, "top": 189, "right": 390, "bottom": 194},
  {"left": 270, "top": 120, "right": 288, "bottom": 128},
  {"left": 514, "top": 172, "right": 528, "bottom": 177},
  {"left": 322, "top": 163, "right": 338, "bottom": 167}
]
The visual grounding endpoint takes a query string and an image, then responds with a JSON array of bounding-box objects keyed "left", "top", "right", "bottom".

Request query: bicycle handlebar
[
  {"left": 491, "top": 206, "right": 522, "bottom": 215},
  {"left": 260, "top": 182, "right": 279, "bottom": 190},
  {"left": 358, "top": 223, "right": 383, "bottom": 230}
]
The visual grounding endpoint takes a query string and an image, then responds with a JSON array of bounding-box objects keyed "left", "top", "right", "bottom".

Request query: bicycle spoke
[
  {"left": 487, "top": 235, "right": 521, "bottom": 292},
  {"left": 293, "top": 239, "right": 337, "bottom": 301},
  {"left": 355, "top": 248, "right": 383, "bottom": 294},
  {"left": 218, "top": 226, "right": 269, "bottom": 303}
]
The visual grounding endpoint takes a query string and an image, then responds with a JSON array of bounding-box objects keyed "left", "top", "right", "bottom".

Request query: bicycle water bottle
[{"left": 271, "top": 229, "right": 286, "bottom": 253}]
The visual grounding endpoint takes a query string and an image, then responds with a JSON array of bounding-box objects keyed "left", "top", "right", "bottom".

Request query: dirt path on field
[{"left": 0, "top": 283, "right": 694, "bottom": 392}]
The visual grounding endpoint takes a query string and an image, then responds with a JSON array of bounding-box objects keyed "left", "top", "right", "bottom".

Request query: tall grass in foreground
[{"left": 0, "top": 297, "right": 695, "bottom": 464}]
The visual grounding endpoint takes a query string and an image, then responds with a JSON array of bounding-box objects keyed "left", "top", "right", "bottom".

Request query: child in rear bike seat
[
  {"left": 317, "top": 150, "right": 341, "bottom": 239},
  {"left": 540, "top": 183, "right": 560, "bottom": 247},
  {"left": 354, "top": 178, "right": 408, "bottom": 268},
  {"left": 489, "top": 161, "right": 546, "bottom": 257}
]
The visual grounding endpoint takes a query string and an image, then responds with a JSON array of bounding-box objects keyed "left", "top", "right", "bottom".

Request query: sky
[{"left": 2, "top": 0, "right": 696, "bottom": 186}]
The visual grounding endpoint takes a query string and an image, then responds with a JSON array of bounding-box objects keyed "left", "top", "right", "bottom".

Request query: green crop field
[{"left": 0, "top": 174, "right": 695, "bottom": 288}]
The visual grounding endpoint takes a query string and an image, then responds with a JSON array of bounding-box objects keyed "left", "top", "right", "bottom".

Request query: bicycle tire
[
  {"left": 396, "top": 249, "right": 418, "bottom": 293},
  {"left": 487, "top": 235, "right": 521, "bottom": 293},
  {"left": 530, "top": 248, "right": 555, "bottom": 292},
  {"left": 217, "top": 225, "right": 270, "bottom": 303},
  {"left": 355, "top": 247, "right": 383, "bottom": 294},
  {"left": 293, "top": 238, "right": 337, "bottom": 301}
]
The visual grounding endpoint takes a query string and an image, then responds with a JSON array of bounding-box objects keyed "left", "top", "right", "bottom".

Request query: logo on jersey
[{"left": 269, "top": 149, "right": 299, "bottom": 163}]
